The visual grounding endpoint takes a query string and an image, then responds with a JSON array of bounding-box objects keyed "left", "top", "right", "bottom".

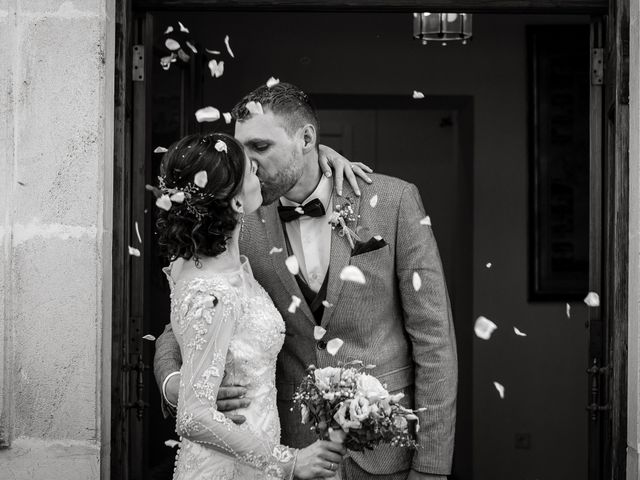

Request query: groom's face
[{"left": 234, "top": 110, "right": 304, "bottom": 205}]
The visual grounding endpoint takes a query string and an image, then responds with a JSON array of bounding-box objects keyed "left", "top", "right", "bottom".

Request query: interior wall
[{"left": 156, "top": 12, "right": 591, "bottom": 479}]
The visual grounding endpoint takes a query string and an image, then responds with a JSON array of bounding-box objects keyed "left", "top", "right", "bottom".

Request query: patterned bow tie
[{"left": 278, "top": 198, "right": 326, "bottom": 222}]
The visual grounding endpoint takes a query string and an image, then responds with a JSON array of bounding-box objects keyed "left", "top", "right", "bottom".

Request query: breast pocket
[{"left": 341, "top": 244, "right": 392, "bottom": 299}]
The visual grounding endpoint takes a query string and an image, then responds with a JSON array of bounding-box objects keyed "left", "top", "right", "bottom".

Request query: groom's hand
[
  {"left": 407, "top": 471, "right": 447, "bottom": 480},
  {"left": 217, "top": 386, "right": 251, "bottom": 425}
]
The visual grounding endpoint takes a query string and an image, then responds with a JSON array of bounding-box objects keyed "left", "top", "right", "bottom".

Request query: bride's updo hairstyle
[{"left": 155, "top": 132, "right": 246, "bottom": 262}]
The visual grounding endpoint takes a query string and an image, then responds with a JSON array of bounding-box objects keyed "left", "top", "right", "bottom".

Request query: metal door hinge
[
  {"left": 586, "top": 358, "right": 609, "bottom": 421},
  {"left": 132, "top": 45, "right": 144, "bottom": 82},
  {"left": 591, "top": 48, "right": 603, "bottom": 85}
]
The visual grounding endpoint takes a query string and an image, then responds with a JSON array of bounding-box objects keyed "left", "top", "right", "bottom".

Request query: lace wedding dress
[{"left": 164, "top": 256, "right": 297, "bottom": 480}]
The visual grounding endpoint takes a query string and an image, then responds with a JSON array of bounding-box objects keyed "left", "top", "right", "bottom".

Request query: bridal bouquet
[{"left": 293, "top": 362, "right": 421, "bottom": 452}]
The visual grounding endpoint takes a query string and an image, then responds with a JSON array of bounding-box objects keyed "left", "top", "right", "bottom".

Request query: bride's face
[{"left": 239, "top": 153, "right": 263, "bottom": 215}]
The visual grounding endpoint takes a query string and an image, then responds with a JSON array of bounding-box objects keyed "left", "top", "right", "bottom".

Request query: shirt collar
[{"left": 280, "top": 174, "right": 333, "bottom": 211}]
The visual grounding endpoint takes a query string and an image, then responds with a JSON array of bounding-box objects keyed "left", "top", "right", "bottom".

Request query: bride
[{"left": 156, "top": 132, "right": 346, "bottom": 479}]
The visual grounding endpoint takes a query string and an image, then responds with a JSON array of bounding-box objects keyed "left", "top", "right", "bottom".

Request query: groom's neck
[{"left": 284, "top": 153, "right": 321, "bottom": 204}]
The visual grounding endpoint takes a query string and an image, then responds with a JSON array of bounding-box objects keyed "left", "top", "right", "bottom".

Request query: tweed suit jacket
[{"left": 154, "top": 173, "right": 457, "bottom": 475}]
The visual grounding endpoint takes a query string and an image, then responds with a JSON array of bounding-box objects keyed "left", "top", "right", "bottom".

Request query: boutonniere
[{"left": 328, "top": 197, "right": 361, "bottom": 249}]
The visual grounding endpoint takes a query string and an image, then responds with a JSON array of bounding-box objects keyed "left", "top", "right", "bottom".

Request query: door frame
[{"left": 112, "top": 1, "right": 626, "bottom": 479}]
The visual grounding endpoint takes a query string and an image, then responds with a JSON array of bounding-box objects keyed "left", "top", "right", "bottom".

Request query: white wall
[{"left": 0, "top": 1, "right": 113, "bottom": 478}]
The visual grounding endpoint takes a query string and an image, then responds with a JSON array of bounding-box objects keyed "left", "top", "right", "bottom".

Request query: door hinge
[
  {"left": 132, "top": 45, "right": 144, "bottom": 82},
  {"left": 586, "top": 358, "right": 609, "bottom": 421},
  {"left": 591, "top": 48, "right": 603, "bottom": 85}
]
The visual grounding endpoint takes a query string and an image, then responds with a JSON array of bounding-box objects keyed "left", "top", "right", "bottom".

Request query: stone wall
[{"left": 0, "top": 1, "right": 113, "bottom": 478}]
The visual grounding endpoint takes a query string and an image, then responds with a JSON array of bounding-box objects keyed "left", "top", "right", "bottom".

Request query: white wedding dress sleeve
[{"left": 171, "top": 271, "right": 297, "bottom": 480}]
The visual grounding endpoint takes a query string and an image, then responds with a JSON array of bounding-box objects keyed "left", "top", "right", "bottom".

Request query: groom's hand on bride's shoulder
[{"left": 217, "top": 385, "right": 251, "bottom": 425}]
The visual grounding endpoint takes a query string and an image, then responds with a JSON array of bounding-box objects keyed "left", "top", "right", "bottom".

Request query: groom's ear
[{"left": 300, "top": 124, "right": 317, "bottom": 153}]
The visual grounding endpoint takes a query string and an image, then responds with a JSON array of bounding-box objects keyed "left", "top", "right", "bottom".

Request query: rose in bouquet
[{"left": 293, "top": 361, "right": 421, "bottom": 452}]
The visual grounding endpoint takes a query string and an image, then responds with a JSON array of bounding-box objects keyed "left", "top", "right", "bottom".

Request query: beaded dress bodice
[{"left": 165, "top": 256, "right": 297, "bottom": 480}]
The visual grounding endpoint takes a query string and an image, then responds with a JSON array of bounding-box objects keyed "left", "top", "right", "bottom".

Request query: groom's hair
[{"left": 231, "top": 82, "right": 318, "bottom": 136}]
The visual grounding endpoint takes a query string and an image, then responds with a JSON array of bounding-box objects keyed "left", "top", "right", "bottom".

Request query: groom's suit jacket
[{"left": 154, "top": 173, "right": 457, "bottom": 475}]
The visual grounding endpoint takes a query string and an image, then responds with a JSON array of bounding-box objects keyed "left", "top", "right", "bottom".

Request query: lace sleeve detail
[{"left": 175, "top": 281, "right": 297, "bottom": 479}]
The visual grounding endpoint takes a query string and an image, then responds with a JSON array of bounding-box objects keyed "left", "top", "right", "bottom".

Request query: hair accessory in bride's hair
[{"left": 146, "top": 171, "right": 215, "bottom": 221}]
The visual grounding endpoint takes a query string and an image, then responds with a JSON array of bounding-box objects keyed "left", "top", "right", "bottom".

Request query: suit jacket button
[{"left": 317, "top": 340, "right": 327, "bottom": 350}]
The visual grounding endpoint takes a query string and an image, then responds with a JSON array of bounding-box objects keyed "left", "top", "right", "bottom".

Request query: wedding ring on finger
[{"left": 328, "top": 462, "right": 336, "bottom": 471}]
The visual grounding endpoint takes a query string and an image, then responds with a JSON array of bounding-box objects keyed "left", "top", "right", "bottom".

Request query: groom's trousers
[{"left": 341, "top": 457, "right": 409, "bottom": 480}]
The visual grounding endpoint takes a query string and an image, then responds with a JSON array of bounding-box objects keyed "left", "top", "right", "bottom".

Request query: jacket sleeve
[
  {"left": 174, "top": 283, "right": 297, "bottom": 479},
  {"left": 154, "top": 322, "right": 182, "bottom": 418},
  {"left": 395, "top": 183, "right": 458, "bottom": 475}
]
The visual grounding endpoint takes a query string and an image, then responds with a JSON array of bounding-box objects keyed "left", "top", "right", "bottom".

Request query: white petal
[
  {"left": 269, "top": 247, "right": 283, "bottom": 255},
  {"left": 194, "top": 170, "right": 208, "bottom": 188},
  {"left": 214, "top": 140, "right": 228, "bottom": 153},
  {"left": 513, "top": 327, "right": 527, "bottom": 337},
  {"left": 156, "top": 195, "right": 172, "bottom": 211},
  {"left": 288, "top": 295, "right": 302, "bottom": 313},
  {"left": 566, "top": 303, "right": 571, "bottom": 318},
  {"left": 412, "top": 272, "right": 422, "bottom": 291},
  {"left": 128, "top": 246, "right": 141, "bottom": 257},
  {"left": 285, "top": 255, "right": 299, "bottom": 275},
  {"left": 339, "top": 265, "right": 366, "bottom": 284},
  {"left": 165, "top": 38, "right": 180, "bottom": 51},
  {"left": 224, "top": 35, "right": 235, "bottom": 58},
  {"left": 412, "top": 90, "right": 425, "bottom": 99},
  {"left": 205, "top": 48, "right": 221, "bottom": 55},
  {"left": 207, "top": 59, "right": 224, "bottom": 78},
  {"left": 486, "top": 262, "right": 492, "bottom": 269},
  {"left": 170, "top": 191, "right": 185, "bottom": 203},
  {"left": 186, "top": 41, "right": 198, "bottom": 54},
  {"left": 321, "top": 300, "right": 334, "bottom": 308},
  {"left": 584, "top": 292, "right": 600, "bottom": 307},
  {"left": 373, "top": 235, "right": 383, "bottom": 241},
  {"left": 419, "top": 215, "right": 431, "bottom": 226},
  {"left": 314, "top": 326, "right": 327, "bottom": 340},
  {"left": 135, "top": 221, "right": 142, "bottom": 244},
  {"left": 266, "top": 76, "right": 280, "bottom": 88},
  {"left": 369, "top": 194, "right": 378, "bottom": 208},
  {"left": 493, "top": 381, "right": 505, "bottom": 399},
  {"left": 164, "top": 26, "right": 174, "bottom": 34},
  {"left": 195, "top": 106, "right": 220, "bottom": 123},
  {"left": 142, "top": 334, "right": 156, "bottom": 341},
  {"left": 474, "top": 316, "right": 497, "bottom": 340},
  {"left": 294, "top": 206, "right": 304, "bottom": 215},
  {"left": 178, "top": 21, "right": 189, "bottom": 33},
  {"left": 164, "top": 439, "right": 180, "bottom": 448},
  {"left": 245, "top": 101, "right": 264, "bottom": 115},
  {"left": 221, "top": 113, "right": 232, "bottom": 125},
  {"left": 326, "top": 338, "right": 344, "bottom": 356},
  {"left": 154, "top": 146, "right": 168, "bottom": 153}
]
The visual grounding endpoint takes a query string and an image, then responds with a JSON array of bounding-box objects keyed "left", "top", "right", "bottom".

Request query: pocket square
[{"left": 351, "top": 236, "right": 388, "bottom": 257}]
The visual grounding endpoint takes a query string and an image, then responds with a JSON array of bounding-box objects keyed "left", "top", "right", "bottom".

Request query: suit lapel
[
  {"left": 320, "top": 182, "right": 361, "bottom": 327},
  {"left": 261, "top": 205, "right": 316, "bottom": 326}
]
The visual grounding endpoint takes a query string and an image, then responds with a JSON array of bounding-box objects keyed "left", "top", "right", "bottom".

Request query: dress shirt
[{"left": 280, "top": 175, "right": 333, "bottom": 293}]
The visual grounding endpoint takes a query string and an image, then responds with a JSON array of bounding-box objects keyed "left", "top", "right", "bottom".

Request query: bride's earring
[{"left": 240, "top": 213, "right": 245, "bottom": 237}]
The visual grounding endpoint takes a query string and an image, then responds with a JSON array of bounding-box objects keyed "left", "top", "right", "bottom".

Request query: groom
[{"left": 154, "top": 82, "right": 457, "bottom": 479}]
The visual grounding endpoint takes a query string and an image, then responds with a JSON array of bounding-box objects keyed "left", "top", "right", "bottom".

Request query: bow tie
[{"left": 278, "top": 198, "right": 326, "bottom": 222}]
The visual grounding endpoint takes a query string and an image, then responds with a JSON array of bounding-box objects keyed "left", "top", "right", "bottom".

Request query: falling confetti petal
[
  {"left": 195, "top": 107, "right": 220, "bottom": 123},
  {"left": 164, "top": 439, "right": 180, "bottom": 448},
  {"left": 165, "top": 38, "right": 180, "bottom": 51},
  {"left": 170, "top": 192, "right": 185, "bottom": 203},
  {"left": 245, "top": 101, "right": 264, "bottom": 116},
  {"left": 205, "top": 48, "right": 221, "bottom": 55},
  {"left": 373, "top": 235, "right": 383, "bottom": 241},
  {"left": 160, "top": 53, "right": 177, "bottom": 71},
  {"left": 493, "top": 382, "right": 505, "bottom": 399},
  {"left": 178, "top": 21, "right": 189, "bottom": 33},
  {"left": 266, "top": 77, "right": 280, "bottom": 88},
  {"left": 223, "top": 112, "right": 232, "bottom": 124},
  {"left": 186, "top": 41, "right": 198, "bottom": 54},
  {"left": 584, "top": 292, "right": 600, "bottom": 307},
  {"left": 128, "top": 246, "right": 141, "bottom": 257},
  {"left": 224, "top": 35, "right": 235, "bottom": 58},
  {"left": 486, "top": 262, "right": 492, "bottom": 269},
  {"left": 288, "top": 295, "right": 302, "bottom": 313},
  {"left": 269, "top": 247, "right": 283, "bottom": 255},
  {"left": 215, "top": 140, "right": 228, "bottom": 153},
  {"left": 154, "top": 146, "right": 168, "bottom": 153},
  {"left": 321, "top": 300, "right": 334, "bottom": 308},
  {"left": 314, "top": 326, "right": 327, "bottom": 340},
  {"left": 412, "top": 272, "right": 422, "bottom": 291},
  {"left": 566, "top": 303, "right": 571, "bottom": 318},
  {"left": 420, "top": 216, "right": 431, "bottom": 226},
  {"left": 513, "top": 327, "right": 527, "bottom": 337},
  {"left": 285, "top": 256, "right": 299, "bottom": 275},
  {"left": 135, "top": 221, "right": 142, "bottom": 244},
  {"left": 164, "top": 26, "right": 174, "bottom": 34},
  {"left": 142, "top": 334, "right": 156, "bottom": 341},
  {"left": 327, "top": 338, "right": 344, "bottom": 356},
  {"left": 208, "top": 59, "right": 224, "bottom": 78},
  {"left": 369, "top": 194, "right": 378, "bottom": 208},
  {"left": 194, "top": 171, "right": 208, "bottom": 188},
  {"left": 412, "top": 90, "right": 425, "bottom": 99},
  {"left": 294, "top": 206, "right": 304, "bottom": 215},
  {"left": 339, "top": 265, "right": 366, "bottom": 284},
  {"left": 176, "top": 49, "right": 190, "bottom": 63},
  {"left": 156, "top": 195, "right": 172, "bottom": 211},
  {"left": 474, "top": 316, "right": 497, "bottom": 340}
]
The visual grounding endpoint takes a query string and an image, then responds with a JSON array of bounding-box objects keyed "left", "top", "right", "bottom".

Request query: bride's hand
[
  {"left": 318, "top": 144, "right": 373, "bottom": 197},
  {"left": 294, "top": 440, "right": 346, "bottom": 479}
]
